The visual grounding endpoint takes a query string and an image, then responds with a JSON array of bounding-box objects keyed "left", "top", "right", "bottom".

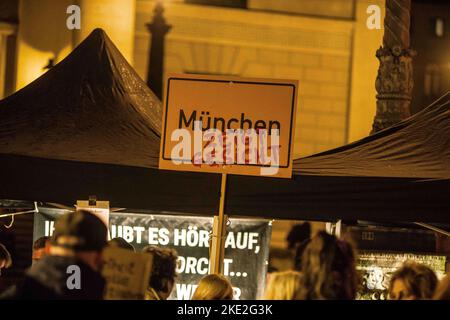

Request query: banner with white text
[{"left": 33, "top": 210, "right": 272, "bottom": 300}]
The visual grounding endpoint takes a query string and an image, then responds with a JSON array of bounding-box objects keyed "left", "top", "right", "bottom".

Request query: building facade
[
  {"left": 1, "top": 0, "right": 388, "bottom": 157},
  {"left": 135, "top": 0, "right": 387, "bottom": 158}
]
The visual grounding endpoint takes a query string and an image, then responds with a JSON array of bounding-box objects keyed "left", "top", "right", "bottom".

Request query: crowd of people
[{"left": 0, "top": 209, "right": 449, "bottom": 300}]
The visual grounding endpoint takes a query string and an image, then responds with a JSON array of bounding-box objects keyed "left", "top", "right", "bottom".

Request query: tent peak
[
  {"left": 80, "top": 28, "right": 113, "bottom": 51},
  {"left": 0, "top": 27, "right": 162, "bottom": 169},
  {"left": 91, "top": 28, "right": 107, "bottom": 36}
]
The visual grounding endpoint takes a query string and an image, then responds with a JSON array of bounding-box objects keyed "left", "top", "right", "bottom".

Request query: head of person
[
  {"left": 287, "top": 222, "right": 311, "bottom": 249},
  {"left": 294, "top": 238, "right": 311, "bottom": 271},
  {"left": 297, "top": 231, "right": 358, "bottom": 300},
  {"left": 264, "top": 270, "right": 302, "bottom": 300},
  {"left": 108, "top": 237, "right": 135, "bottom": 252},
  {"left": 433, "top": 274, "right": 450, "bottom": 300},
  {"left": 191, "top": 274, "right": 233, "bottom": 300},
  {"left": 142, "top": 246, "right": 178, "bottom": 300},
  {"left": 0, "top": 243, "right": 12, "bottom": 276},
  {"left": 49, "top": 210, "right": 108, "bottom": 272},
  {"left": 32, "top": 236, "right": 51, "bottom": 263},
  {"left": 388, "top": 262, "right": 438, "bottom": 300}
]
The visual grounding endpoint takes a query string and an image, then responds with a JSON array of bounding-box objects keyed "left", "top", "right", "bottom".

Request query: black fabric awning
[
  {"left": 294, "top": 93, "right": 450, "bottom": 180},
  {"left": 0, "top": 29, "right": 449, "bottom": 223},
  {"left": 2, "top": 153, "right": 449, "bottom": 223},
  {"left": 0, "top": 29, "right": 161, "bottom": 169},
  {"left": 226, "top": 92, "right": 450, "bottom": 222}
]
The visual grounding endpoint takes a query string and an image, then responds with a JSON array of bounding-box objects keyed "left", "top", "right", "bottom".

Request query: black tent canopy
[
  {"left": 0, "top": 28, "right": 161, "bottom": 168},
  {"left": 227, "top": 93, "right": 450, "bottom": 223},
  {"left": 0, "top": 29, "right": 221, "bottom": 214},
  {"left": 0, "top": 29, "right": 449, "bottom": 223},
  {"left": 295, "top": 92, "right": 450, "bottom": 180}
]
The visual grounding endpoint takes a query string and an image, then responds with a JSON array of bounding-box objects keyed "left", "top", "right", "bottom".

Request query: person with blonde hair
[
  {"left": 388, "top": 262, "right": 438, "bottom": 300},
  {"left": 264, "top": 270, "right": 302, "bottom": 300},
  {"left": 433, "top": 274, "right": 450, "bottom": 300},
  {"left": 191, "top": 274, "right": 233, "bottom": 300}
]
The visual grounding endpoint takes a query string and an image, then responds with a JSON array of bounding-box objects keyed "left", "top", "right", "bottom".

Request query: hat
[
  {"left": 109, "top": 237, "right": 135, "bottom": 252},
  {"left": 51, "top": 210, "right": 108, "bottom": 251}
]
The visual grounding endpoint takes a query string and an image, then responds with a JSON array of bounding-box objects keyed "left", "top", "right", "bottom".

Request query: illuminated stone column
[
  {"left": 75, "top": 0, "right": 136, "bottom": 64},
  {"left": 146, "top": 1, "right": 171, "bottom": 99},
  {"left": 15, "top": 0, "right": 73, "bottom": 90},
  {"left": 371, "top": 0, "right": 415, "bottom": 133},
  {"left": 348, "top": 0, "right": 385, "bottom": 142}
]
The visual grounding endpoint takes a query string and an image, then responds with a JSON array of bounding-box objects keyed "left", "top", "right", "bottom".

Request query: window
[
  {"left": 185, "top": 0, "right": 247, "bottom": 9},
  {"left": 0, "top": 25, "right": 17, "bottom": 99},
  {"left": 424, "top": 64, "right": 441, "bottom": 97},
  {"left": 435, "top": 18, "right": 444, "bottom": 37},
  {"left": 430, "top": 17, "right": 445, "bottom": 38}
]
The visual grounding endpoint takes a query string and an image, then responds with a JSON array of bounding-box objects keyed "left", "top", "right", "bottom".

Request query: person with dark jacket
[
  {"left": 142, "top": 246, "right": 178, "bottom": 300},
  {"left": 296, "top": 231, "right": 358, "bottom": 300},
  {"left": 1, "top": 210, "right": 108, "bottom": 300}
]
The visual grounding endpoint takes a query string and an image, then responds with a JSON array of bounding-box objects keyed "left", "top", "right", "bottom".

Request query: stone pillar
[
  {"left": 15, "top": 0, "right": 136, "bottom": 90},
  {"left": 371, "top": 0, "right": 415, "bottom": 133},
  {"left": 146, "top": 1, "right": 171, "bottom": 100},
  {"left": 348, "top": 0, "right": 385, "bottom": 142},
  {"left": 15, "top": 0, "right": 73, "bottom": 90},
  {"left": 75, "top": 0, "right": 136, "bottom": 64},
  {"left": 0, "top": 23, "right": 17, "bottom": 98}
]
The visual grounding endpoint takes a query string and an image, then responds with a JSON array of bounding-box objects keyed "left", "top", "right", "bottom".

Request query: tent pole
[
  {"left": 210, "top": 173, "right": 228, "bottom": 275},
  {"left": 0, "top": 202, "right": 39, "bottom": 218},
  {"left": 414, "top": 222, "right": 450, "bottom": 237},
  {"left": 0, "top": 210, "right": 37, "bottom": 218}
]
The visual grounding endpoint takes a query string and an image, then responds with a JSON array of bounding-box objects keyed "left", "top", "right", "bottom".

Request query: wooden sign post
[{"left": 209, "top": 173, "right": 228, "bottom": 274}]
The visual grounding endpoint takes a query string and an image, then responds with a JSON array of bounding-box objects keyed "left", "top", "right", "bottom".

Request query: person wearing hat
[
  {"left": 1, "top": 210, "right": 108, "bottom": 300},
  {"left": 108, "top": 237, "right": 135, "bottom": 252}
]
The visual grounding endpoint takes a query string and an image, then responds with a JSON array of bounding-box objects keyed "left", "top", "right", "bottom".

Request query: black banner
[{"left": 33, "top": 209, "right": 272, "bottom": 300}]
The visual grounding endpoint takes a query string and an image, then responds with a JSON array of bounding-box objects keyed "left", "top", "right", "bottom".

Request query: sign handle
[{"left": 210, "top": 173, "right": 228, "bottom": 274}]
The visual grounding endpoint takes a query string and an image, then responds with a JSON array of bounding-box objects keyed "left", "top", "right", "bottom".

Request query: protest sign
[
  {"left": 34, "top": 209, "right": 272, "bottom": 300},
  {"left": 76, "top": 200, "right": 110, "bottom": 228},
  {"left": 159, "top": 74, "right": 298, "bottom": 178},
  {"left": 102, "top": 247, "right": 153, "bottom": 300}
]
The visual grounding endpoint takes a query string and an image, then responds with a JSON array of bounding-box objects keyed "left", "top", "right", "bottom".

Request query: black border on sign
[{"left": 162, "top": 77, "right": 297, "bottom": 169}]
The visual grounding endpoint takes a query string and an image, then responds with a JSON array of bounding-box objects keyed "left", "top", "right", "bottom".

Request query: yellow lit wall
[
  {"left": 16, "top": 0, "right": 136, "bottom": 91},
  {"left": 15, "top": 0, "right": 383, "bottom": 146},
  {"left": 16, "top": 0, "right": 73, "bottom": 90},
  {"left": 248, "top": 0, "right": 354, "bottom": 19},
  {"left": 136, "top": 0, "right": 354, "bottom": 159},
  {"left": 348, "top": 0, "right": 385, "bottom": 142},
  {"left": 75, "top": 0, "right": 136, "bottom": 64}
]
